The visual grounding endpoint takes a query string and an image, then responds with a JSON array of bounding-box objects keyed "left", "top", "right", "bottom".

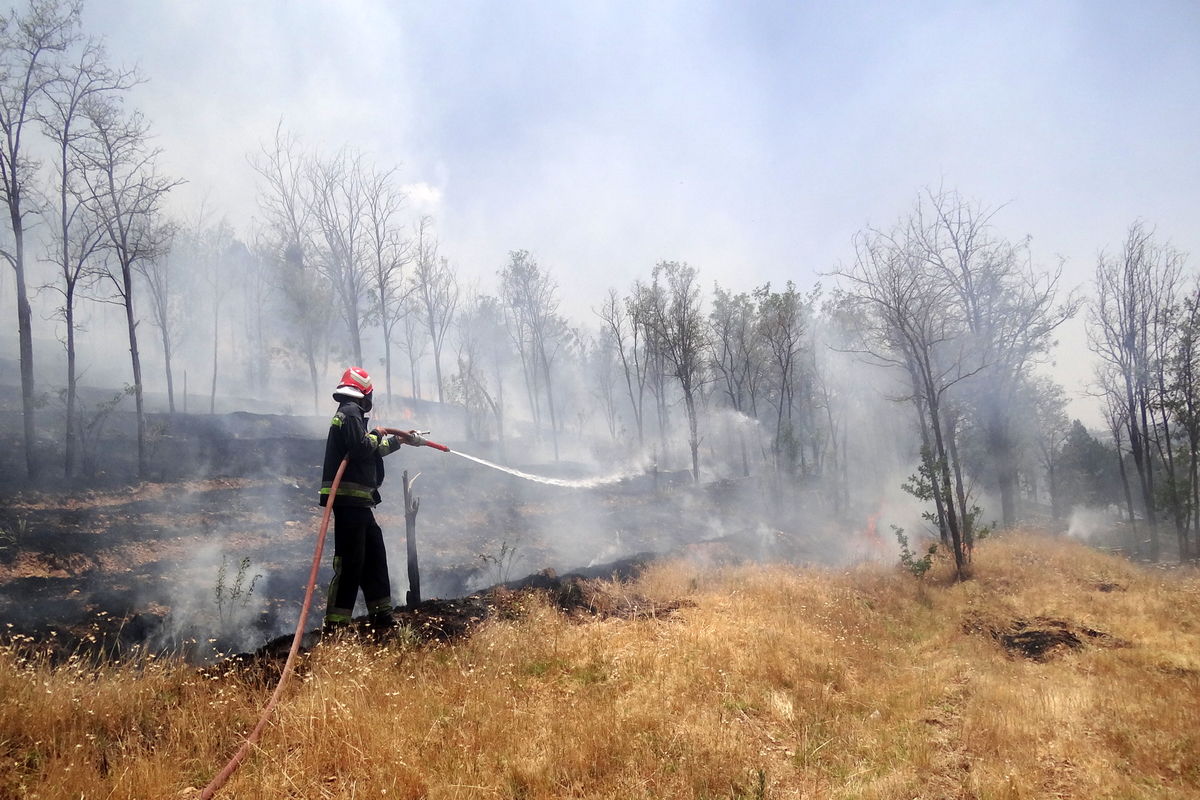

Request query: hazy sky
[{"left": 86, "top": 0, "right": 1199, "bottom": 421}]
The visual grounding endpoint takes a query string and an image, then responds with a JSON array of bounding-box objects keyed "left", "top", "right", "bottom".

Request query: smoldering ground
[{"left": 0, "top": 399, "right": 930, "bottom": 662}]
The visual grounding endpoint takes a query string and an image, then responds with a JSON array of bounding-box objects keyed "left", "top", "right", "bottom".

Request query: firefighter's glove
[{"left": 404, "top": 430, "right": 426, "bottom": 448}]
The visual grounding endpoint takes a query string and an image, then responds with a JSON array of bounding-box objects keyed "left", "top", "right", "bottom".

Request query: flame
[{"left": 857, "top": 509, "right": 888, "bottom": 561}]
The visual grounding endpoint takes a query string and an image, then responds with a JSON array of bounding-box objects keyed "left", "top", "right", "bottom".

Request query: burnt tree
[
  {"left": 77, "top": 97, "right": 178, "bottom": 477},
  {"left": 0, "top": 0, "right": 80, "bottom": 478}
]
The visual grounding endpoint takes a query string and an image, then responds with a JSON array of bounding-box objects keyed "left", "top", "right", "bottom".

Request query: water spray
[
  {"left": 449, "top": 451, "right": 643, "bottom": 488},
  {"left": 383, "top": 427, "right": 641, "bottom": 489}
]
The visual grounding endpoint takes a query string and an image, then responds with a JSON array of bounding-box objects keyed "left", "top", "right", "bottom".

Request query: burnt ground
[
  {"left": 0, "top": 408, "right": 841, "bottom": 663},
  {"left": 962, "top": 610, "right": 1131, "bottom": 662},
  {"left": 230, "top": 554, "right": 688, "bottom": 681}
]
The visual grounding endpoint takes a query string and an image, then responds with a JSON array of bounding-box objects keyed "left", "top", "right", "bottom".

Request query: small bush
[{"left": 893, "top": 525, "right": 937, "bottom": 579}]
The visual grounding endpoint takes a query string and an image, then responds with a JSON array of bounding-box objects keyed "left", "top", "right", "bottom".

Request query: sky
[{"left": 84, "top": 0, "right": 1200, "bottom": 423}]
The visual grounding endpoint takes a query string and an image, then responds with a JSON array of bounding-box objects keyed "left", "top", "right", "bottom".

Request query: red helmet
[{"left": 334, "top": 366, "right": 373, "bottom": 399}]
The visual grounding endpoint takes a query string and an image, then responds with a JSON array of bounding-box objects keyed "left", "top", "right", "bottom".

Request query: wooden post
[{"left": 402, "top": 470, "right": 421, "bottom": 606}]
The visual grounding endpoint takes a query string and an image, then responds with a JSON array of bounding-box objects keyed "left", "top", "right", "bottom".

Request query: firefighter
[{"left": 320, "top": 367, "right": 406, "bottom": 631}]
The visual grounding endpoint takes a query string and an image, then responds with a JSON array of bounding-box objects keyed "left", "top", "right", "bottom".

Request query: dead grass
[{"left": 1, "top": 531, "right": 1197, "bottom": 799}]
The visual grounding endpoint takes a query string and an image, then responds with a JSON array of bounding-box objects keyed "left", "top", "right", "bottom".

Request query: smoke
[
  {"left": 1067, "top": 506, "right": 1120, "bottom": 542},
  {"left": 150, "top": 541, "right": 274, "bottom": 659}
]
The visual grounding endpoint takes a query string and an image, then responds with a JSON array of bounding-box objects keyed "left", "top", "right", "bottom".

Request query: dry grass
[{"left": 1, "top": 531, "right": 1198, "bottom": 799}]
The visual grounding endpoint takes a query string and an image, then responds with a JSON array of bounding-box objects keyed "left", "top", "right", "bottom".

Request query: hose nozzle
[{"left": 382, "top": 427, "right": 451, "bottom": 453}]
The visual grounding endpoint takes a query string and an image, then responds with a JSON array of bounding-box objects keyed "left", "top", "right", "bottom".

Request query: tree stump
[{"left": 403, "top": 470, "right": 421, "bottom": 606}]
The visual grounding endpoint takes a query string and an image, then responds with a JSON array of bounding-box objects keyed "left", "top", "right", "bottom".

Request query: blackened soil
[
  {"left": 964, "top": 612, "right": 1129, "bottom": 662},
  {"left": 216, "top": 556, "right": 691, "bottom": 683},
  {"left": 2, "top": 411, "right": 835, "bottom": 664}
]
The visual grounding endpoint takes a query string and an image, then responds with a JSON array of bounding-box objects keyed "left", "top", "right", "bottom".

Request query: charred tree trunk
[
  {"left": 121, "top": 264, "right": 146, "bottom": 477},
  {"left": 210, "top": 302, "right": 219, "bottom": 414},
  {"left": 990, "top": 416, "right": 1018, "bottom": 528},
  {"left": 947, "top": 414, "right": 973, "bottom": 552},
  {"left": 1115, "top": 445, "right": 1139, "bottom": 554},
  {"left": 431, "top": 336, "right": 444, "bottom": 404},
  {"left": 540, "top": 348, "right": 560, "bottom": 462},
  {"left": 1190, "top": 433, "right": 1199, "bottom": 561},
  {"left": 408, "top": 348, "right": 421, "bottom": 400},
  {"left": 161, "top": 323, "right": 176, "bottom": 414},
  {"left": 919, "top": 350, "right": 966, "bottom": 580},
  {"left": 930, "top": 408, "right": 966, "bottom": 580},
  {"left": 402, "top": 470, "right": 421, "bottom": 606},
  {"left": 12, "top": 221, "right": 39, "bottom": 479},
  {"left": 383, "top": 338, "right": 393, "bottom": 409},
  {"left": 909, "top": 365, "right": 950, "bottom": 546},
  {"left": 307, "top": 352, "right": 320, "bottom": 415},
  {"left": 349, "top": 301, "right": 363, "bottom": 368},
  {"left": 64, "top": 287, "right": 77, "bottom": 477},
  {"left": 685, "top": 390, "right": 700, "bottom": 483},
  {"left": 1047, "top": 456, "right": 1060, "bottom": 520}
]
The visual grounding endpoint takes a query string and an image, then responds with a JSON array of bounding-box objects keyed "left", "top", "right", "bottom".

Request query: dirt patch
[
  {"left": 964, "top": 612, "right": 1128, "bottom": 661},
  {"left": 0, "top": 551, "right": 97, "bottom": 580}
]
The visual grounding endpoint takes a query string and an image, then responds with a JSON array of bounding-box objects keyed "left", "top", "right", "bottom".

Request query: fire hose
[{"left": 200, "top": 430, "right": 449, "bottom": 799}]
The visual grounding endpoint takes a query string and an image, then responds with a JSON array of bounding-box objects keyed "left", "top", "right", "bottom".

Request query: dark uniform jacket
[{"left": 319, "top": 399, "right": 402, "bottom": 507}]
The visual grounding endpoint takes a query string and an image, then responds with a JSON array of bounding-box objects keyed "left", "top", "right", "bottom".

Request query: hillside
[{"left": 1, "top": 533, "right": 1197, "bottom": 799}]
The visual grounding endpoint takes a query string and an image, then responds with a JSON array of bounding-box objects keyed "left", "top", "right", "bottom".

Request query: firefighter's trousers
[{"left": 325, "top": 506, "right": 392, "bottom": 624}]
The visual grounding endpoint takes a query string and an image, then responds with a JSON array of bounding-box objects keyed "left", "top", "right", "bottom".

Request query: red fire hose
[
  {"left": 199, "top": 429, "right": 449, "bottom": 797},
  {"left": 199, "top": 456, "right": 346, "bottom": 798}
]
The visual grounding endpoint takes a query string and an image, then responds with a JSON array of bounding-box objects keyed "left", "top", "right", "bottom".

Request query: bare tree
[
  {"left": 1088, "top": 222, "right": 1179, "bottom": 560},
  {"left": 197, "top": 217, "right": 235, "bottom": 414},
  {"left": 0, "top": 0, "right": 80, "bottom": 477},
  {"left": 647, "top": 261, "right": 708, "bottom": 483},
  {"left": 589, "top": 329, "right": 621, "bottom": 441},
  {"left": 412, "top": 216, "right": 458, "bottom": 404},
  {"left": 1023, "top": 375, "right": 1070, "bottom": 517},
  {"left": 77, "top": 97, "right": 179, "bottom": 476},
  {"left": 250, "top": 125, "right": 328, "bottom": 411},
  {"left": 240, "top": 235, "right": 276, "bottom": 387},
  {"left": 37, "top": 37, "right": 133, "bottom": 473},
  {"left": 135, "top": 223, "right": 181, "bottom": 413},
  {"left": 709, "top": 283, "right": 763, "bottom": 419},
  {"left": 504, "top": 253, "right": 542, "bottom": 430},
  {"left": 1144, "top": 245, "right": 1189, "bottom": 560},
  {"left": 1097, "top": 366, "right": 1140, "bottom": 551},
  {"left": 708, "top": 283, "right": 767, "bottom": 477},
  {"left": 363, "top": 165, "right": 410, "bottom": 407},
  {"left": 452, "top": 290, "right": 508, "bottom": 448},
  {"left": 629, "top": 277, "right": 672, "bottom": 459},
  {"left": 596, "top": 287, "right": 650, "bottom": 446},
  {"left": 501, "top": 249, "right": 565, "bottom": 459},
  {"left": 810, "top": 295, "right": 858, "bottom": 510},
  {"left": 911, "top": 188, "right": 1078, "bottom": 528},
  {"left": 1169, "top": 282, "right": 1200, "bottom": 558},
  {"left": 399, "top": 292, "right": 427, "bottom": 399},
  {"left": 308, "top": 147, "right": 370, "bottom": 364},
  {"left": 836, "top": 219, "right": 986, "bottom": 580},
  {"left": 755, "top": 281, "right": 807, "bottom": 473}
]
